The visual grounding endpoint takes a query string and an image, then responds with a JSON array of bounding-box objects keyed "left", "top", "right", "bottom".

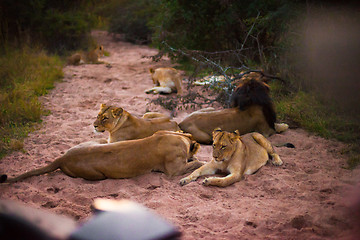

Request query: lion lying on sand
[
  {"left": 67, "top": 45, "right": 105, "bottom": 65},
  {"left": 94, "top": 104, "right": 180, "bottom": 143},
  {"left": 1, "top": 131, "right": 203, "bottom": 183},
  {"left": 145, "top": 67, "right": 183, "bottom": 95},
  {"left": 179, "top": 79, "right": 288, "bottom": 144},
  {"left": 180, "top": 128, "right": 283, "bottom": 187}
]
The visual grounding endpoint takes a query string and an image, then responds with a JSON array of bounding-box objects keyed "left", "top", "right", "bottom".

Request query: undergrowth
[
  {"left": 272, "top": 85, "right": 360, "bottom": 169},
  {"left": 0, "top": 46, "right": 63, "bottom": 158}
]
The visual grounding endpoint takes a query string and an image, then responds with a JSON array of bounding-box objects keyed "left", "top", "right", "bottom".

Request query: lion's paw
[
  {"left": 272, "top": 159, "right": 283, "bottom": 166},
  {"left": 271, "top": 155, "right": 283, "bottom": 166},
  {"left": 202, "top": 177, "right": 215, "bottom": 186},
  {"left": 179, "top": 177, "right": 191, "bottom": 186}
]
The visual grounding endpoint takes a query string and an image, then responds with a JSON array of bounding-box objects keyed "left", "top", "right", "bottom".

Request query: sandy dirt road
[{"left": 0, "top": 31, "right": 359, "bottom": 239}]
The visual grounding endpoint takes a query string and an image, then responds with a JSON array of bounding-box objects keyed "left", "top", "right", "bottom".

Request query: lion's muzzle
[{"left": 93, "top": 127, "right": 105, "bottom": 133}]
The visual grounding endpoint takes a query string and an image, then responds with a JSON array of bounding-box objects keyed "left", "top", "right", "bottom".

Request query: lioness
[
  {"left": 145, "top": 67, "right": 183, "bottom": 95},
  {"left": 1, "top": 131, "right": 203, "bottom": 183},
  {"left": 179, "top": 79, "right": 288, "bottom": 144},
  {"left": 67, "top": 45, "right": 105, "bottom": 65},
  {"left": 180, "top": 128, "right": 283, "bottom": 187},
  {"left": 94, "top": 104, "right": 180, "bottom": 143}
]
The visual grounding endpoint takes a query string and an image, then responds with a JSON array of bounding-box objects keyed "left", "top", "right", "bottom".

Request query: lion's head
[
  {"left": 93, "top": 104, "right": 125, "bottom": 132},
  {"left": 149, "top": 68, "right": 159, "bottom": 85},
  {"left": 230, "top": 79, "right": 276, "bottom": 130},
  {"left": 212, "top": 128, "right": 240, "bottom": 162}
]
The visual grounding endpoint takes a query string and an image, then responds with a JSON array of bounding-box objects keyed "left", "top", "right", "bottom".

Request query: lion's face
[
  {"left": 212, "top": 128, "right": 240, "bottom": 162},
  {"left": 93, "top": 104, "right": 124, "bottom": 132}
]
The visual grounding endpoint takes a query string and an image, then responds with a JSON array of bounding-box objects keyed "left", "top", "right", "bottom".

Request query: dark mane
[{"left": 230, "top": 79, "right": 276, "bottom": 130}]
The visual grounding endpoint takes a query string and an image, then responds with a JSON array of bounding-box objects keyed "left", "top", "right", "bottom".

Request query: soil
[{"left": 0, "top": 31, "right": 359, "bottom": 240}]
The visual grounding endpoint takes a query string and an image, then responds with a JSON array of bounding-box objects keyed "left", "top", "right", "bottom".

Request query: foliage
[
  {"left": 150, "top": 0, "right": 298, "bottom": 67},
  {"left": 106, "top": 0, "right": 159, "bottom": 44},
  {"left": 0, "top": 0, "right": 97, "bottom": 53},
  {"left": 0, "top": 46, "right": 63, "bottom": 158},
  {"left": 274, "top": 90, "right": 360, "bottom": 168}
]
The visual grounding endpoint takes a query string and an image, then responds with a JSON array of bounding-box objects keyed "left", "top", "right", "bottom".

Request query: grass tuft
[
  {"left": 0, "top": 46, "right": 63, "bottom": 158},
  {"left": 273, "top": 89, "right": 360, "bottom": 168}
]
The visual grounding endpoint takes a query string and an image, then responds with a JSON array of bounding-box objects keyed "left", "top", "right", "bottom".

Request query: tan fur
[
  {"left": 179, "top": 106, "right": 288, "bottom": 144},
  {"left": 145, "top": 67, "right": 183, "bottom": 95},
  {"left": 180, "top": 129, "right": 283, "bottom": 187},
  {"left": 3, "top": 131, "right": 203, "bottom": 183},
  {"left": 67, "top": 53, "right": 82, "bottom": 65},
  {"left": 67, "top": 45, "right": 105, "bottom": 65},
  {"left": 93, "top": 104, "right": 180, "bottom": 143}
]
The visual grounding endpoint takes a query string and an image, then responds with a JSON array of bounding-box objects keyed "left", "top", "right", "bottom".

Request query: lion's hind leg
[
  {"left": 145, "top": 86, "right": 172, "bottom": 94},
  {"left": 251, "top": 132, "right": 283, "bottom": 166},
  {"left": 60, "top": 165, "right": 107, "bottom": 180}
]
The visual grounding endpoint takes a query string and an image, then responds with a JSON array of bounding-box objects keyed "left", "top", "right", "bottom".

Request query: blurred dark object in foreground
[{"left": 0, "top": 199, "right": 180, "bottom": 240}]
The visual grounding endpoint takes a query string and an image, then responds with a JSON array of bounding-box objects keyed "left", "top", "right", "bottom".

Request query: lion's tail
[{"left": 0, "top": 158, "right": 62, "bottom": 183}]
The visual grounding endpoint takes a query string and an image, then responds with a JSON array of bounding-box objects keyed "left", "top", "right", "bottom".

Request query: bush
[
  {"left": 0, "top": 0, "right": 96, "bottom": 53},
  {"left": 107, "top": 0, "right": 158, "bottom": 44},
  {"left": 150, "top": 0, "right": 296, "bottom": 66}
]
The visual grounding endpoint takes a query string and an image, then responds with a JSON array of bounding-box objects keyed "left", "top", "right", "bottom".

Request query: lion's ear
[
  {"left": 100, "top": 103, "right": 107, "bottom": 109},
  {"left": 111, "top": 107, "right": 123, "bottom": 118},
  {"left": 212, "top": 128, "right": 222, "bottom": 136},
  {"left": 231, "top": 130, "right": 241, "bottom": 141}
]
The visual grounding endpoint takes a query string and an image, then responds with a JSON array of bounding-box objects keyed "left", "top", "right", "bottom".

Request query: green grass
[
  {"left": 272, "top": 87, "right": 360, "bottom": 169},
  {"left": 0, "top": 46, "right": 64, "bottom": 158}
]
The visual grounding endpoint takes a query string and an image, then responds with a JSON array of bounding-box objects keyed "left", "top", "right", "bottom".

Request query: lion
[
  {"left": 179, "top": 128, "right": 283, "bottom": 187},
  {"left": 178, "top": 79, "right": 288, "bottom": 144},
  {"left": 145, "top": 67, "right": 183, "bottom": 95},
  {"left": 67, "top": 45, "right": 105, "bottom": 65},
  {"left": 0, "top": 131, "right": 204, "bottom": 183},
  {"left": 93, "top": 104, "right": 180, "bottom": 143}
]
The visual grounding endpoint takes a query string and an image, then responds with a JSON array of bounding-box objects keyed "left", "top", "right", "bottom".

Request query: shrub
[
  {"left": 107, "top": 0, "right": 158, "bottom": 44},
  {"left": 0, "top": 0, "right": 96, "bottom": 53}
]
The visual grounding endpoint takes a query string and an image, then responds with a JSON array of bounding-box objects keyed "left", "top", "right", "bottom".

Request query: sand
[{"left": 0, "top": 31, "right": 359, "bottom": 239}]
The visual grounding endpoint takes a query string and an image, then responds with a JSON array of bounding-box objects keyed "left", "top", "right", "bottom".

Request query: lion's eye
[
  {"left": 102, "top": 117, "right": 108, "bottom": 122},
  {"left": 221, "top": 145, "right": 226, "bottom": 149}
]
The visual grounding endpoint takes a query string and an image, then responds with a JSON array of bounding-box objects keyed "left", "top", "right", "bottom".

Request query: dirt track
[{"left": 0, "top": 31, "right": 359, "bottom": 239}]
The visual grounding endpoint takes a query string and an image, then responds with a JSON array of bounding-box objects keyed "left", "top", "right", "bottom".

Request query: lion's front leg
[
  {"left": 203, "top": 173, "right": 242, "bottom": 187},
  {"left": 179, "top": 162, "right": 217, "bottom": 186}
]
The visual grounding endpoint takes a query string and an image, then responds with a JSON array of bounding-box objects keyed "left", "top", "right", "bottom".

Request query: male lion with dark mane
[
  {"left": 179, "top": 79, "right": 288, "bottom": 144},
  {"left": 1, "top": 131, "right": 203, "bottom": 183},
  {"left": 180, "top": 128, "right": 283, "bottom": 187},
  {"left": 94, "top": 104, "right": 179, "bottom": 143}
]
